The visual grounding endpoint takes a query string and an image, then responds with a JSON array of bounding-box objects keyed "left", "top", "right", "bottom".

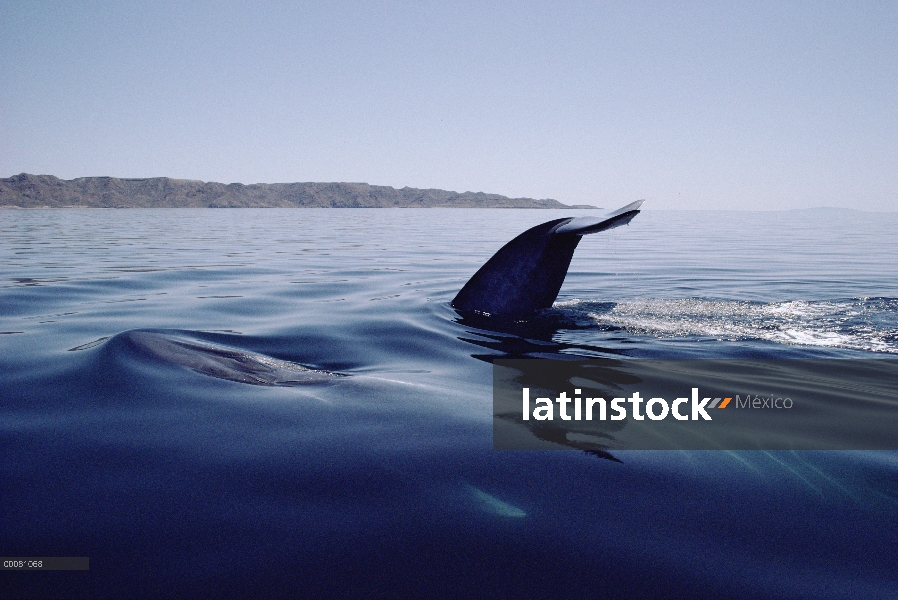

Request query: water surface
[{"left": 2, "top": 208, "right": 897, "bottom": 598}]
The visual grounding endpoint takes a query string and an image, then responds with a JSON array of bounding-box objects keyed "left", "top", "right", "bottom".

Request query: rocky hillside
[{"left": 0, "top": 174, "right": 592, "bottom": 208}]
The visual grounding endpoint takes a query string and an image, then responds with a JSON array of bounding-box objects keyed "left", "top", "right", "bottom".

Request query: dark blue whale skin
[
  {"left": 109, "top": 329, "right": 341, "bottom": 386},
  {"left": 451, "top": 200, "right": 644, "bottom": 318}
]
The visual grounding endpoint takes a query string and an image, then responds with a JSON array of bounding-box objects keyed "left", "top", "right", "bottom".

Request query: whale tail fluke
[{"left": 451, "top": 200, "right": 644, "bottom": 318}]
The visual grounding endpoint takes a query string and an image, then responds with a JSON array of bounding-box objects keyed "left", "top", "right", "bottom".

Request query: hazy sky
[{"left": 2, "top": 1, "right": 896, "bottom": 209}]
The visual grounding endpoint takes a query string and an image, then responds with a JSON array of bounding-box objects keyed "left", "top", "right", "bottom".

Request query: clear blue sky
[{"left": 2, "top": 1, "right": 896, "bottom": 209}]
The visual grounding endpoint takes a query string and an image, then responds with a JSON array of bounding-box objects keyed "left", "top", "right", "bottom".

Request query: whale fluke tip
[{"left": 554, "top": 199, "right": 644, "bottom": 235}]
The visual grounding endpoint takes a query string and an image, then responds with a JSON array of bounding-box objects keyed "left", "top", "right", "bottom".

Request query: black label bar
[{"left": 1, "top": 558, "right": 89, "bottom": 571}]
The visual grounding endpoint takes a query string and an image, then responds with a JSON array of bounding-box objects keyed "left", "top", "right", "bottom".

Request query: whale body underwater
[
  {"left": 92, "top": 198, "right": 894, "bottom": 512},
  {"left": 10, "top": 202, "right": 898, "bottom": 600},
  {"left": 101, "top": 200, "right": 645, "bottom": 385}
]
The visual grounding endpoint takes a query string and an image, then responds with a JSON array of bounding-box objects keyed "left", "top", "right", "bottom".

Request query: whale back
[{"left": 451, "top": 201, "right": 643, "bottom": 317}]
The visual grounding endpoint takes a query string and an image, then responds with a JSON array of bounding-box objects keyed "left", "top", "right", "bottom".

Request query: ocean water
[{"left": 1, "top": 208, "right": 897, "bottom": 598}]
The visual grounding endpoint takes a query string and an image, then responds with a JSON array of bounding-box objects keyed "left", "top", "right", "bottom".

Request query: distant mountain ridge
[{"left": 0, "top": 174, "right": 595, "bottom": 209}]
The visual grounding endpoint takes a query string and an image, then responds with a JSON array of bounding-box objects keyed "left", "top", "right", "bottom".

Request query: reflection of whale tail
[{"left": 452, "top": 200, "right": 644, "bottom": 318}]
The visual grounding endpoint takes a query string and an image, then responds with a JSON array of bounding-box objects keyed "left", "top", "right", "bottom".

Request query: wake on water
[{"left": 556, "top": 297, "right": 898, "bottom": 353}]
